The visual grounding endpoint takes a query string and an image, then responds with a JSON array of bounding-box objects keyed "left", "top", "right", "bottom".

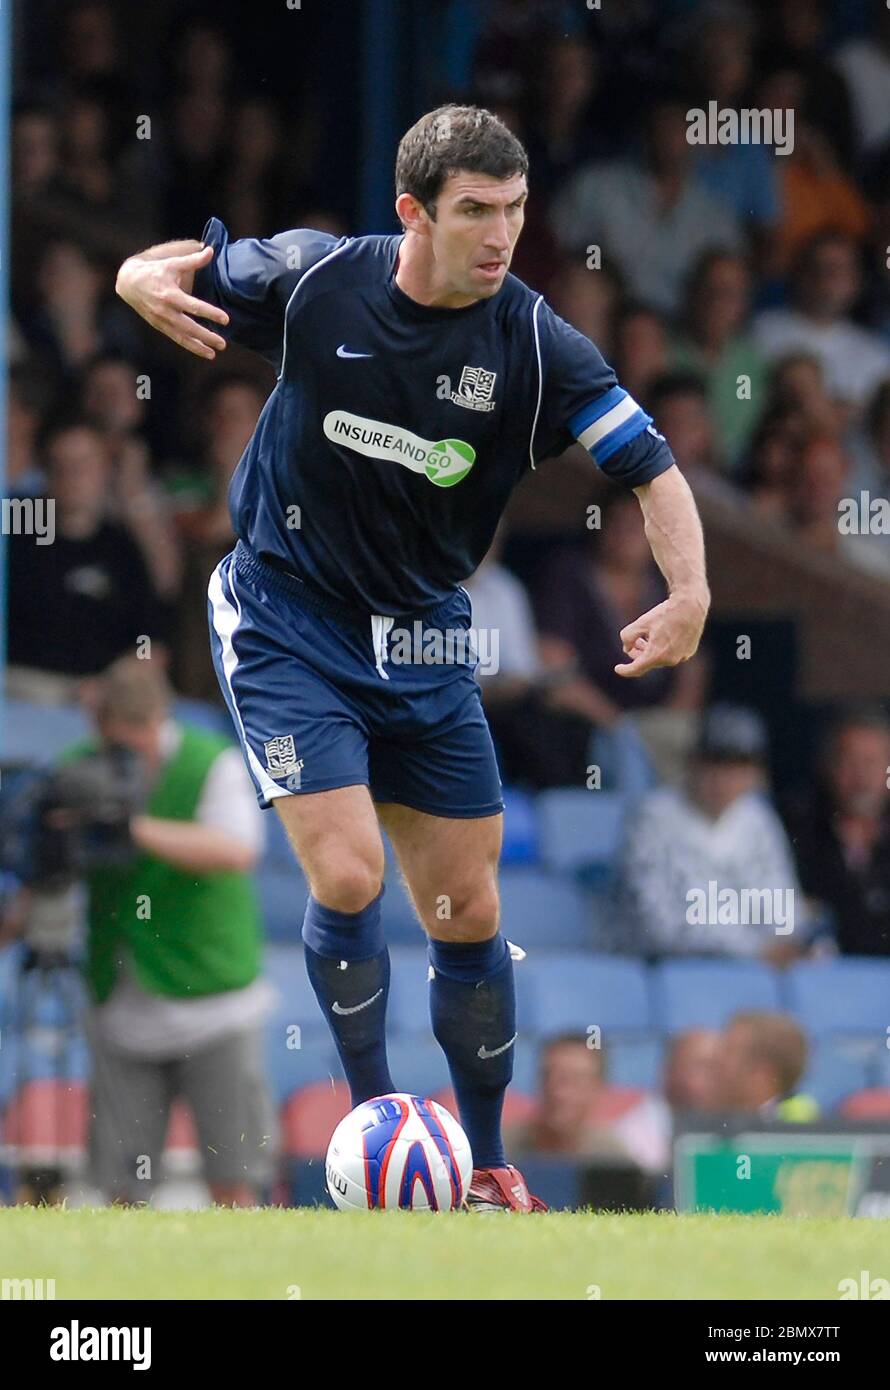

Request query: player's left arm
[
  {"left": 618, "top": 465, "right": 710, "bottom": 679},
  {"left": 537, "top": 300, "right": 710, "bottom": 678}
]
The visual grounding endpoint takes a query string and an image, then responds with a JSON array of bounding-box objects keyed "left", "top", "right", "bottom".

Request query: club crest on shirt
[
  {"left": 451, "top": 365, "right": 497, "bottom": 413},
  {"left": 263, "top": 735, "right": 303, "bottom": 780}
]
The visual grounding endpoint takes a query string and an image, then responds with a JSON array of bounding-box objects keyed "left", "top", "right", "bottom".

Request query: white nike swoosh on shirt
[
  {"left": 477, "top": 1033, "right": 518, "bottom": 1060},
  {"left": 332, "top": 988, "right": 383, "bottom": 1015},
  {"left": 337, "top": 345, "right": 374, "bottom": 359}
]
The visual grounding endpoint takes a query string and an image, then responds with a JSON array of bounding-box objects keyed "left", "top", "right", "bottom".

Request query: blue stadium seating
[
  {"left": 256, "top": 866, "right": 309, "bottom": 941},
  {"left": 5, "top": 699, "right": 90, "bottom": 763},
  {"left": 536, "top": 789, "right": 629, "bottom": 881},
  {"left": 385, "top": 1036, "right": 451, "bottom": 1097},
  {"left": 262, "top": 944, "right": 327, "bottom": 1039},
  {"left": 871, "top": 1050, "right": 890, "bottom": 1087},
  {"left": 650, "top": 957, "right": 782, "bottom": 1033},
  {"left": 500, "top": 787, "right": 539, "bottom": 866},
  {"left": 801, "top": 1042, "right": 870, "bottom": 1110},
  {"left": 782, "top": 958, "right": 890, "bottom": 1037},
  {"left": 265, "top": 1034, "right": 339, "bottom": 1104},
  {"left": 387, "top": 948, "right": 432, "bottom": 1035},
  {"left": 498, "top": 868, "right": 593, "bottom": 948},
  {"left": 607, "top": 1035, "right": 664, "bottom": 1090},
  {"left": 524, "top": 952, "right": 651, "bottom": 1037}
]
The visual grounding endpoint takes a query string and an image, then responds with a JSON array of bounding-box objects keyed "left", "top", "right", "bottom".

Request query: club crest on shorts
[
  {"left": 263, "top": 734, "right": 303, "bottom": 780},
  {"left": 451, "top": 365, "right": 497, "bottom": 413}
]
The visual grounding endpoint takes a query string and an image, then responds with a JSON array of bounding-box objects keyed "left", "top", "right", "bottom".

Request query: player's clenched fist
[
  {"left": 115, "top": 243, "right": 230, "bottom": 360},
  {"left": 615, "top": 589, "right": 709, "bottom": 678}
]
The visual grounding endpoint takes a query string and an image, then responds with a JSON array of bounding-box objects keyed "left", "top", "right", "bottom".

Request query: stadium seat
[
  {"left": 171, "top": 698, "right": 234, "bottom": 737},
  {"left": 838, "top": 1088, "right": 890, "bottom": 1121},
  {"left": 387, "top": 947, "right": 433, "bottom": 1034},
  {"left": 607, "top": 1035, "right": 664, "bottom": 1090},
  {"left": 381, "top": 872, "right": 423, "bottom": 943},
  {"left": 650, "top": 957, "right": 782, "bottom": 1034},
  {"left": 3, "top": 699, "right": 91, "bottom": 764},
  {"left": 782, "top": 958, "right": 890, "bottom": 1037},
  {"left": 536, "top": 789, "right": 629, "bottom": 881},
  {"left": 433, "top": 1085, "right": 537, "bottom": 1130},
  {"left": 259, "top": 810, "right": 298, "bottom": 873},
  {"left": 385, "top": 1036, "right": 451, "bottom": 1097},
  {"left": 281, "top": 1080, "right": 352, "bottom": 1158},
  {"left": 256, "top": 866, "right": 309, "bottom": 941},
  {"left": 265, "top": 1033, "right": 339, "bottom": 1105},
  {"left": 524, "top": 953, "right": 651, "bottom": 1036},
  {"left": 800, "top": 1042, "right": 870, "bottom": 1110},
  {"left": 498, "top": 868, "right": 593, "bottom": 948},
  {"left": 500, "top": 787, "right": 539, "bottom": 866},
  {"left": 0, "top": 1079, "right": 88, "bottom": 1155}
]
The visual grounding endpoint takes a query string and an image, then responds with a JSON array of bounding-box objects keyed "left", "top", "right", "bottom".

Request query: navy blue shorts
[{"left": 208, "top": 542, "right": 504, "bottom": 818}]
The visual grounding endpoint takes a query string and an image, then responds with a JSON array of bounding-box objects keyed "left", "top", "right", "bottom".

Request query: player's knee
[
  {"left": 312, "top": 860, "right": 383, "bottom": 915},
  {"left": 439, "top": 882, "right": 500, "bottom": 942}
]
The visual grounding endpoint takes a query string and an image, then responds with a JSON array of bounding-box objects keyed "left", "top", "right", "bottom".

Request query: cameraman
[{"left": 75, "top": 655, "right": 274, "bottom": 1206}]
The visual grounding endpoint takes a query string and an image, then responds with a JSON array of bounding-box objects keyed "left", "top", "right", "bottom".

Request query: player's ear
[{"left": 395, "top": 191, "right": 430, "bottom": 237}]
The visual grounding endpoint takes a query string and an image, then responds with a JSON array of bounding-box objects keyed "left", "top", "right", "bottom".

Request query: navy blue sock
[
  {"left": 428, "top": 934, "right": 514, "bottom": 1169},
  {"left": 302, "top": 887, "right": 394, "bottom": 1106}
]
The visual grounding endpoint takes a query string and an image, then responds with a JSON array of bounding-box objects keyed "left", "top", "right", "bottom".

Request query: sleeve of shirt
[
  {"left": 193, "top": 217, "right": 343, "bottom": 368},
  {"left": 536, "top": 300, "right": 676, "bottom": 487},
  {"left": 195, "top": 746, "right": 266, "bottom": 859}
]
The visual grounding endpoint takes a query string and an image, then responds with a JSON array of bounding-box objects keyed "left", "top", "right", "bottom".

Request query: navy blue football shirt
[{"left": 195, "top": 218, "right": 676, "bottom": 615}]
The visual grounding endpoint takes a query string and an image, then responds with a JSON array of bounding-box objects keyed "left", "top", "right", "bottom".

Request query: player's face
[{"left": 430, "top": 171, "right": 527, "bottom": 301}]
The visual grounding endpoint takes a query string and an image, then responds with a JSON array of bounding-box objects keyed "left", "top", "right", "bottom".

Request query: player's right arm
[
  {"left": 116, "top": 219, "right": 343, "bottom": 367},
  {"left": 115, "top": 242, "right": 230, "bottom": 360}
]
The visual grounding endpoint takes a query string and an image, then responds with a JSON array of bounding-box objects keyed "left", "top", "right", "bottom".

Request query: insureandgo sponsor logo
[
  {"left": 323, "top": 410, "right": 476, "bottom": 486},
  {"left": 49, "top": 1321, "right": 151, "bottom": 1370}
]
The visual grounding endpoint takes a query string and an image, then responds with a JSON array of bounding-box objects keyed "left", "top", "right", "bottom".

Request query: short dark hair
[{"left": 394, "top": 104, "right": 528, "bottom": 221}]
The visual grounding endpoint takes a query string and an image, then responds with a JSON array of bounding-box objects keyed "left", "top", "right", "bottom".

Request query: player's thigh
[
  {"left": 376, "top": 800, "right": 503, "bottom": 941},
  {"left": 275, "top": 784, "right": 385, "bottom": 910}
]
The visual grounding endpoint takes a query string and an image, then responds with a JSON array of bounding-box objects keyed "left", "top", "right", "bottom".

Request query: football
[{"left": 325, "top": 1093, "right": 473, "bottom": 1211}]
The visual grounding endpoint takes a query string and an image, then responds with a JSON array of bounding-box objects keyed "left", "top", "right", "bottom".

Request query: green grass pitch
[{"left": 3, "top": 1207, "right": 889, "bottom": 1299}]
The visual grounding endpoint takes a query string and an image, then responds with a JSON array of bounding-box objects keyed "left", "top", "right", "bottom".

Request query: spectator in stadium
[
  {"left": 505, "top": 1034, "right": 667, "bottom": 1173},
  {"left": 613, "top": 304, "right": 669, "bottom": 406},
  {"left": 548, "top": 256, "right": 622, "bottom": 362},
  {"left": 847, "top": 379, "right": 890, "bottom": 499},
  {"left": 834, "top": 0, "right": 890, "bottom": 159},
  {"left": 741, "top": 405, "right": 808, "bottom": 522},
  {"left": 534, "top": 490, "right": 690, "bottom": 718},
  {"left": 644, "top": 373, "right": 719, "bottom": 476},
  {"left": 754, "top": 68, "right": 870, "bottom": 278},
  {"left": 6, "top": 420, "right": 167, "bottom": 698},
  {"left": 25, "top": 238, "right": 141, "bottom": 382},
  {"left": 521, "top": 33, "right": 608, "bottom": 201},
  {"left": 786, "top": 430, "right": 890, "bottom": 577},
  {"left": 465, "top": 528, "right": 602, "bottom": 789},
  {"left": 75, "top": 656, "right": 274, "bottom": 1207},
  {"left": 618, "top": 704, "right": 806, "bottom": 961},
  {"left": 784, "top": 707, "right": 890, "bottom": 956},
  {"left": 684, "top": 4, "right": 781, "bottom": 245},
  {"left": 758, "top": 0, "right": 856, "bottom": 167},
  {"left": 549, "top": 98, "right": 742, "bottom": 315},
  {"left": 80, "top": 354, "right": 182, "bottom": 600},
  {"left": 170, "top": 375, "right": 265, "bottom": 701},
  {"left": 720, "top": 1011, "right": 818, "bottom": 1120},
  {"left": 664, "top": 1028, "right": 725, "bottom": 1112},
  {"left": 753, "top": 232, "right": 890, "bottom": 420},
  {"left": 765, "top": 352, "right": 842, "bottom": 437},
  {"left": 671, "top": 250, "right": 767, "bottom": 471},
  {"left": 8, "top": 365, "right": 51, "bottom": 497}
]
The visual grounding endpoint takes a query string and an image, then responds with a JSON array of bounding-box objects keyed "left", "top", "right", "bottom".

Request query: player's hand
[
  {"left": 614, "top": 588, "right": 708, "bottom": 679},
  {"left": 115, "top": 245, "right": 229, "bottom": 360}
]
